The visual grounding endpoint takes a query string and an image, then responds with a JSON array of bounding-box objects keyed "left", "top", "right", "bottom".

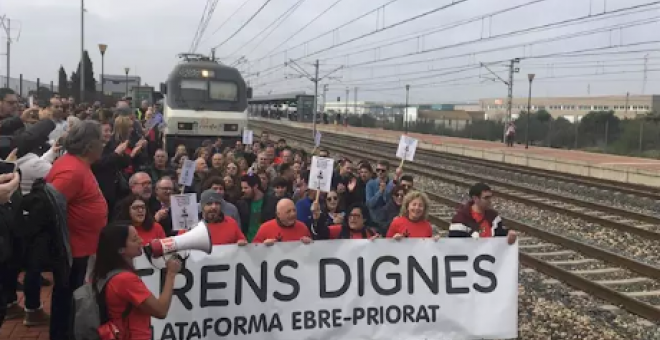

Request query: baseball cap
[{"left": 200, "top": 189, "right": 223, "bottom": 206}]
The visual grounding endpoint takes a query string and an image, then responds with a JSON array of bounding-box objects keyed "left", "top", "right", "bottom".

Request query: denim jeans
[{"left": 49, "top": 256, "right": 88, "bottom": 340}]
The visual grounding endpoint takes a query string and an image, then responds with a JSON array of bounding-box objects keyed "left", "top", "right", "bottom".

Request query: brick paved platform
[
  {"left": 252, "top": 118, "right": 660, "bottom": 187},
  {"left": 0, "top": 273, "right": 51, "bottom": 340}
]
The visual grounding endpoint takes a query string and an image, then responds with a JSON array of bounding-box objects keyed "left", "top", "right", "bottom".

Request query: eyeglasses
[
  {"left": 130, "top": 205, "right": 146, "bottom": 211},
  {"left": 158, "top": 187, "right": 173, "bottom": 192},
  {"left": 136, "top": 181, "right": 152, "bottom": 187}
]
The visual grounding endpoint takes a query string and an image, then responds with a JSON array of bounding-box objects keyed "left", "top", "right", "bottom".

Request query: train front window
[
  {"left": 178, "top": 80, "right": 238, "bottom": 102},
  {"left": 210, "top": 81, "right": 238, "bottom": 101}
]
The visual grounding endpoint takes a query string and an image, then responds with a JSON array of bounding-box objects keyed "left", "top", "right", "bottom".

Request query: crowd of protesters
[{"left": 0, "top": 87, "right": 516, "bottom": 340}]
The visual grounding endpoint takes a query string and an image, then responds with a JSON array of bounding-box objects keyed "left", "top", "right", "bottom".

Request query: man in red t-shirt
[
  {"left": 252, "top": 198, "right": 312, "bottom": 245},
  {"left": 45, "top": 120, "right": 108, "bottom": 340},
  {"left": 200, "top": 190, "right": 247, "bottom": 246}
]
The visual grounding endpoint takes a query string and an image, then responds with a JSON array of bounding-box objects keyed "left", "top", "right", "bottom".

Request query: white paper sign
[
  {"left": 28, "top": 96, "right": 34, "bottom": 108},
  {"left": 134, "top": 238, "right": 519, "bottom": 340},
  {"left": 170, "top": 193, "right": 199, "bottom": 231},
  {"left": 178, "top": 159, "right": 196, "bottom": 187},
  {"left": 243, "top": 130, "right": 254, "bottom": 145},
  {"left": 314, "top": 130, "right": 322, "bottom": 147},
  {"left": 396, "top": 135, "right": 418, "bottom": 161},
  {"left": 308, "top": 156, "right": 334, "bottom": 193}
]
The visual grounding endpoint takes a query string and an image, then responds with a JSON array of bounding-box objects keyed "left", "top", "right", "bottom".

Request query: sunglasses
[
  {"left": 327, "top": 196, "right": 338, "bottom": 201},
  {"left": 375, "top": 169, "right": 386, "bottom": 173}
]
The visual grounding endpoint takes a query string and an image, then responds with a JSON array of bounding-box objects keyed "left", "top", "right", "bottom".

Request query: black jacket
[
  {"left": 448, "top": 201, "right": 507, "bottom": 238},
  {"left": 21, "top": 179, "right": 71, "bottom": 284},
  {"left": 92, "top": 140, "right": 131, "bottom": 212}
]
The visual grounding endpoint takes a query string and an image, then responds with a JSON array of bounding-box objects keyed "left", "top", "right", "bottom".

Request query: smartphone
[{"left": 0, "top": 161, "right": 17, "bottom": 175}]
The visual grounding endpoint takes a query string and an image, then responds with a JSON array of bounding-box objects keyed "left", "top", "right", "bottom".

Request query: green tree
[
  {"left": 70, "top": 50, "right": 97, "bottom": 102},
  {"left": 577, "top": 110, "right": 620, "bottom": 148},
  {"left": 58, "top": 66, "right": 68, "bottom": 97}
]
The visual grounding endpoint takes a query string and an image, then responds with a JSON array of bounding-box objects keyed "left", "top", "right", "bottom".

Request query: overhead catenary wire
[
  {"left": 248, "top": 0, "right": 470, "bottom": 77},
  {"left": 318, "top": 0, "right": 660, "bottom": 63},
  {"left": 211, "top": 0, "right": 276, "bottom": 50},
  {"left": 198, "top": 0, "right": 254, "bottom": 47},
  {"left": 258, "top": 0, "right": 347, "bottom": 60},
  {"left": 189, "top": 0, "right": 213, "bottom": 52},
  {"left": 226, "top": 0, "right": 308, "bottom": 60},
  {"left": 250, "top": 0, "right": 402, "bottom": 65},
  {"left": 247, "top": 0, "right": 660, "bottom": 82}
]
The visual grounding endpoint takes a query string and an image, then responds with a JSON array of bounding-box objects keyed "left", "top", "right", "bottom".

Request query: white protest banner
[
  {"left": 178, "top": 159, "right": 196, "bottom": 187},
  {"left": 314, "top": 130, "right": 322, "bottom": 147},
  {"left": 134, "top": 238, "right": 518, "bottom": 340},
  {"left": 170, "top": 193, "right": 199, "bottom": 230},
  {"left": 308, "top": 156, "right": 334, "bottom": 193},
  {"left": 243, "top": 130, "right": 254, "bottom": 145},
  {"left": 396, "top": 135, "right": 418, "bottom": 162}
]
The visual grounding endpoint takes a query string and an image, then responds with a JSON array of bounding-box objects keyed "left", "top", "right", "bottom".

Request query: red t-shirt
[
  {"left": 470, "top": 210, "right": 493, "bottom": 238},
  {"left": 136, "top": 222, "right": 167, "bottom": 246},
  {"left": 386, "top": 216, "right": 432, "bottom": 238},
  {"left": 252, "top": 219, "right": 311, "bottom": 243},
  {"left": 46, "top": 154, "right": 108, "bottom": 257},
  {"left": 328, "top": 225, "right": 376, "bottom": 239},
  {"left": 208, "top": 217, "right": 246, "bottom": 245},
  {"left": 105, "top": 272, "right": 153, "bottom": 340}
]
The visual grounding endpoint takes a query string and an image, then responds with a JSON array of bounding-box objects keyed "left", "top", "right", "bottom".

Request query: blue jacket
[
  {"left": 365, "top": 178, "right": 395, "bottom": 228},
  {"left": 296, "top": 196, "right": 313, "bottom": 227}
]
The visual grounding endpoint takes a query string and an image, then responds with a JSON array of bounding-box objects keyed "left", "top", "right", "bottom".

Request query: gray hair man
[{"left": 129, "top": 172, "right": 153, "bottom": 200}]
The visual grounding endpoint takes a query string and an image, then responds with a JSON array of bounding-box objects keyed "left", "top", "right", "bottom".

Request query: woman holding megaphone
[{"left": 91, "top": 223, "right": 181, "bottom": 340}]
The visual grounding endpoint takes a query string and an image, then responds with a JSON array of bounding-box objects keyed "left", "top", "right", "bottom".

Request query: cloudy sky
[{"left": 3, "top": 0, "right": 660, "bottom": 104}]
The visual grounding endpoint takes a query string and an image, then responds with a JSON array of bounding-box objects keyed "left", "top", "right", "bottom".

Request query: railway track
[
  {"left": 250, "top": 121, "right": 660, "bottom": 323},
  {"left": 253, "top": 121, "right": 660, "bottom": 242}
]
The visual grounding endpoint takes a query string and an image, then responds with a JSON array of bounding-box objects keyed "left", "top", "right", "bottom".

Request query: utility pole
[
  {"left": 642, "top": 54, "right": 649, "bottom": 94},
  {"left": 506, "top": 59, "right": 519, "bottom": 138},
  {"left": 353, "top": 87, "right": 358, "bottom": 116},
  {"left": 405, "top": 84, "right": 410, "bottom": 133},
  {"left": 322, "top": 84, "right": 329, "bottom": 112},
  {"left": 211, "top": 48, "right": 216, "bottom": 61},
  {"left": 313, "top": 59, "right": 319, "bottom": 136},
  {"left": 345, "top": 87, "right": 349, "bottom": 115},
  {"left": 0, "top": 17, "right": 11, "bottom": 87},
  {"left": 284, "top": 59, "right": 342, "bottom": 138},
  {"left": 80, "top": 0, "right": 85, "bottom": 102},
  {"left": 480, "top": 59, "right": 519, "bottom": 142}
]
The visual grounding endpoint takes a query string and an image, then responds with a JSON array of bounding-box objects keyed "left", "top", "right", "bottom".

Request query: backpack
[{"left": 72, "top": 269, "right": 132, "bottom": 340}]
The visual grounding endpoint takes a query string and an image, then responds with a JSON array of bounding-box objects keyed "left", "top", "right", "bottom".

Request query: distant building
[
  {"left": 99, "top": 74, "right": 141, "bottom": 98},
  {"left": 418, "top": 109, "right": 485, "bottom": 131},
  {"left": 480, "top": 95, "right": 658, "bottom": 121},
  {"left": 0, "top": 75, "right": 58, "bottom": 97}
]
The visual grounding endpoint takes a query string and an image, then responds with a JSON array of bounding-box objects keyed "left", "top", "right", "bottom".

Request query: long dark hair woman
[
  {"left": 91, "top": 223, "right": 180, "bottom": 340},
  {"left": 115, "top": 195, "right": 167, "bottom": 245},
  {"left": 311, "top": 203, "right": 379, "bottom": 240}
]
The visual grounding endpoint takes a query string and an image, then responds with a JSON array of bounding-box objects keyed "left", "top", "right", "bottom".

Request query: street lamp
[
  {"left": 405, "top": 84, "right": 410, "bottom": 134},
  {"left": 124, "top": 67, "right": 130, "bottom": 96},
  {"left": 525, "top": 73, "right": 535, "bottom": 149},
  {"left": 98, "top": 44, "right": 107, "bottom": 97}
]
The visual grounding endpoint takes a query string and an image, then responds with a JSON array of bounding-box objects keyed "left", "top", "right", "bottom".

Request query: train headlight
[{"left": 224, "top": 124, "right": 238, "bottom": 132}]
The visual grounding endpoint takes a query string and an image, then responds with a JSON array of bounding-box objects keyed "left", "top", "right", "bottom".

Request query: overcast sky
[{"left": 3, "top": 0, "right": 660, "bottom": 104}]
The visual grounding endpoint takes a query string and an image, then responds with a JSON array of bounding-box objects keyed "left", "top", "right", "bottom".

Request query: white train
[{"left": 161, "top": 54, "right": 252, "bottom": 155}]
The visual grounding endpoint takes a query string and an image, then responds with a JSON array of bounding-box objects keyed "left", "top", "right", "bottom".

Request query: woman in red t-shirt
[
  {"left": 386, "top": 191, "right": 436, "bottom": 240},
  {"left": 115, "top": 195, "right": 167, "bottom": 245},
  {"left": 92, "top": 223, "right": 181, "bottom": 340}
]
